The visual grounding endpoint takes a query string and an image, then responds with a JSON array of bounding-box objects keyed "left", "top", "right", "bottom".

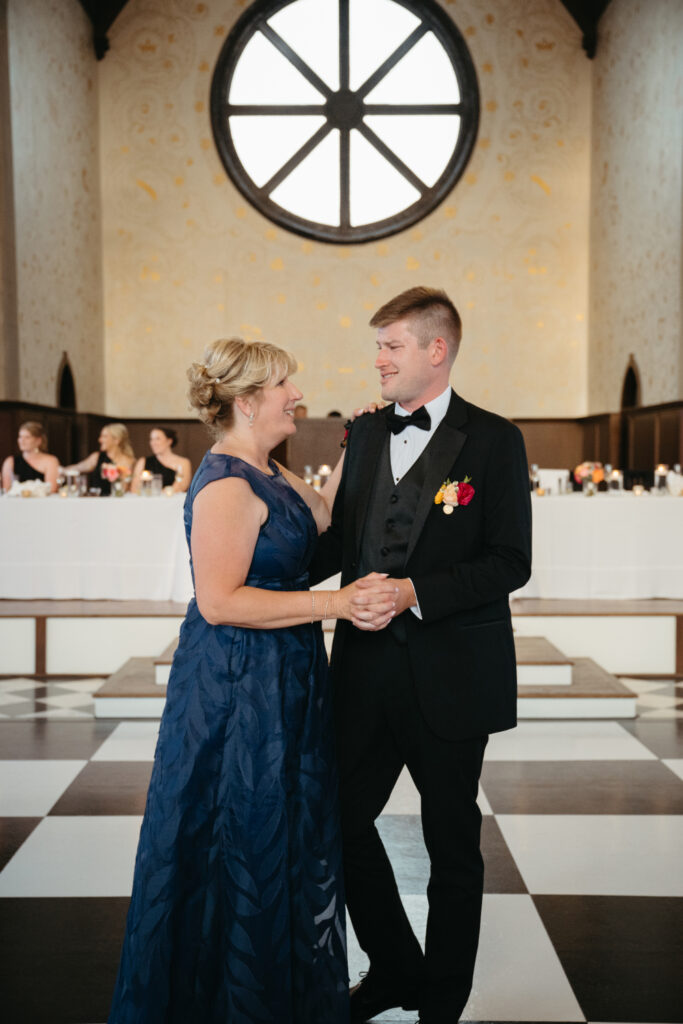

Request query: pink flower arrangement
[{"left": 101, "top": 463, "right": 130, "bottom": 484}]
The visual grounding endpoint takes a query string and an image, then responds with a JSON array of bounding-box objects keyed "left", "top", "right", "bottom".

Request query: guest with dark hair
[
  {"left": 130, "top": 426, "right": 192, "bottom": 493},
  {"left": 2, "top": 421, "right": 60, "bottom": 493}
]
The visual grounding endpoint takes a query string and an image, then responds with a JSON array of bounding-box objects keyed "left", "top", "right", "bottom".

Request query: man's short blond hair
[{"left": 369, "top": 286, "right": 462, "bottom": 362}]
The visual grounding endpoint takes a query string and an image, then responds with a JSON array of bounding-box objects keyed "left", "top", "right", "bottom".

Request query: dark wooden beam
[
  {"left": 558, "top": 0, "right": 614, "bottom": 58},
  {"left": 77, "top": 0, "right": 130, "bottom": 60}
]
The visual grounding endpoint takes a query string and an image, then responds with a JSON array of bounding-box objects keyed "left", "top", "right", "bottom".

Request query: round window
[{"left": 210, "top": 0, "right": 480, "bottom": 243}]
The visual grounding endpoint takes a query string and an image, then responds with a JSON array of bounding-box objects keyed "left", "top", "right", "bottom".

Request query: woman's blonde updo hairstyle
[
  {"left": 187, "top": 338, "right": 297, "bottom": 437},
  {"left": 103, "top": 422, "right": 135, "bottom": 460}
]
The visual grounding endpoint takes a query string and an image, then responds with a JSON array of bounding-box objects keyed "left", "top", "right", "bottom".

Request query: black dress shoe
[{"left": 349, "top": 973, "right": 419, "bottom": 1022}]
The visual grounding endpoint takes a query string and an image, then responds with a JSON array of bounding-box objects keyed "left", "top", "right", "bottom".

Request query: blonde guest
[
  {"left": 130, "top": 427, "right": 192, "bottom": 494},
  {"left": 66, "top": 422, "right": 135, "bottom": 496},
  {"left": 2, "top": 421, "right": 60, "bottom": 493}
]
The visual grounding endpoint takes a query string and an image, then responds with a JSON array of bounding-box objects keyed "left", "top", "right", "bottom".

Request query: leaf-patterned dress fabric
[{"left": 109, "top": 453, "right": 348, "bottom": 1024}]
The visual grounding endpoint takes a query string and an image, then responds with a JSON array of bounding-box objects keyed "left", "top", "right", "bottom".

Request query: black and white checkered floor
[{"left": 1, "top": 677, "right": 682, "bottom": 1024}]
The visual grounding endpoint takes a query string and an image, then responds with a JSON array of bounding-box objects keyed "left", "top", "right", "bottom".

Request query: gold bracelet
[
  {"left": 311, "top": 591, "right": 316, "bottom": 623},
  {"left": 323, "top": 592, "right": 331, "bottom": 621}
]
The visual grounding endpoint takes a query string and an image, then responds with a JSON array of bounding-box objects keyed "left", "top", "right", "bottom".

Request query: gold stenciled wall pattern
[
  {"left": 589, "top": 0, "right": 683, "bottom": 412},
  {"left": 8, "top": 0, "right": 104, "bottom": 411},
  {"left": 101, "top": 0, "right": 590, "bottom": 418}
]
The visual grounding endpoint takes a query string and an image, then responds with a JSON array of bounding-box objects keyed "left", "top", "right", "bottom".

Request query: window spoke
[
  {"left": 339, "top": 0, "right": 350, "bottom": 92},
  {"left": 340, "top": 127, "right": 350, "bottom": 228},
  {"left": 356, "top": 23, "right": 429, "bottom": 100},
  {"left": 261, "top": 122, "right": 332, "bottom": 195},
  {"left": 364, "top": 103, "right": 462, "bottom": 115},
  {"left": 228, "top": 105, "right": 327, "bottom": 116},
  {"left": 260, "top": 22, "right": 333, "bottom": 99},
  {"left": 356, "top": 122, "right": 427, "bottom": 194}
]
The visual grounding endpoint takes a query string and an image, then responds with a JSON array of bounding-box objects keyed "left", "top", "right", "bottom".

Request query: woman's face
[
  {"left": 253, "top": 373, "right": 303, "bottom": 438},
  {"left": 99, "top": 429, "right": 114, "bottom": 451},
  {"left": 18, "top": 428, "right": 39, "bottom": 453},
  {"left": 149, "top": 430, "right": 172, "bottom": 456}
]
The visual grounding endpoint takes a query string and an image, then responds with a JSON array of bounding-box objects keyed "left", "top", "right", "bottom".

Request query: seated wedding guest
[
  {"left": 65, "top": 422, "right": 135, "bottom": 495},
  {"left": 294, "top": 403, "right": 308, "bottom": 419},
  {"left": 1, "top": 421, "right": 60, "bottom": 493},
  {"left": 130, "top": 426, "right": 192, "bottom": 494}
]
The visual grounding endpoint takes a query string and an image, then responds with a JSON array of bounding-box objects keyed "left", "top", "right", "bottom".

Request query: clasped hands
[{"left": 339, "top": 572, "right": 416, "bottom": 631}]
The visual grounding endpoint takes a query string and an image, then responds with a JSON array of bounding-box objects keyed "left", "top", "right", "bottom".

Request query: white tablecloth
[
  {"left": 0, "top": 494, "right": 193, "bottom": 601},
  {"left": 514, "top": 492, "right": 683, "bottom": 600}
]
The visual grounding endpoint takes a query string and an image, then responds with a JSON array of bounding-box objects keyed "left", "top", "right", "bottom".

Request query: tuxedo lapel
[
  {"left": 352, "top": 410, "right": 390, "bottom": 553},
  {"left": 405, "top": 391, "right": 468, "bottom": 564}
]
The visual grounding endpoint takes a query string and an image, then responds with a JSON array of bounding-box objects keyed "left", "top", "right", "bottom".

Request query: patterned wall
[
  {"left": 8, "top": 0, "right": 104, "bottom": 412},
  {"left": 100, "top": 0, "right": 591, "bottom": 419},
  {"left": 589, "top": 0, "right": 683, "bottom": 412}
]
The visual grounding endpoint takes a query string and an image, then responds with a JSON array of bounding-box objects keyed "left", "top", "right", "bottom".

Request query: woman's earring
[{"left": 248, "top": 411, "right": 255, "bottom": 428}]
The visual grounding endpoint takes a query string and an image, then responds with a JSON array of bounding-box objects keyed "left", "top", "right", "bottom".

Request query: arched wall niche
[
  {"left": 620, "top": 355, "right": 640, "bottom": 410},
  {"left": 56, "top": 352, "right": 77, "bottom": 410}
]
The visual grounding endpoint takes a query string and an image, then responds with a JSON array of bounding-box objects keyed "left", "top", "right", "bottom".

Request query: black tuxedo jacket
[{"left": 309, "top": 390, "right": 532, "bottom": 741}]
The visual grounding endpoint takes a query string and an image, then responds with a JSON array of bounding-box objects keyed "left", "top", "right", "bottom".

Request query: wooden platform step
[
  {"left": 154, "top": 638, "right": 178, "bottom": 686},
  {"left": 514, "top": 635, "right": 573, "bottom": 686},
  {"left": 95, "top": 651, "right": 636, "bottom": 721},
  {"left": 94, "top": 658, "right": 165, "bottom": 719},
  {"left": 517, "top": 657, "right": 636, "bottom": 718}
]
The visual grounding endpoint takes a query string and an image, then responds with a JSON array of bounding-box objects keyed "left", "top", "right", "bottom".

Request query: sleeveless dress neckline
[{"left": 207, "top": 450, "right": 279, "bottom": 478}]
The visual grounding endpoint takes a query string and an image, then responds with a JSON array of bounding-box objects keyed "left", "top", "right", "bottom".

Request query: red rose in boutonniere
[
  {"left": 457, "top": 480, "right": 475, "bottom": 506},
  {"left": 434, "top": 475, "right": 475, "bottom": 515}
]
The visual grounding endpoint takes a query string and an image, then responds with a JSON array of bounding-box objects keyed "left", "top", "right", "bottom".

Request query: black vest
[{"left": 358, "top": 436, "right": 430, "bottom": 642}]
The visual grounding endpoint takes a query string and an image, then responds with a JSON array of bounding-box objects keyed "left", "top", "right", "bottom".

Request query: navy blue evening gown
[{"left": 109, "top": 452, "right": 348, "bottom": 1024}]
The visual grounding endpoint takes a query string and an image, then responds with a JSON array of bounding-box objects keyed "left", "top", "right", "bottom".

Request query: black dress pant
[{"left": 334, "top": 628, "right": 488, "bottom": 1020}]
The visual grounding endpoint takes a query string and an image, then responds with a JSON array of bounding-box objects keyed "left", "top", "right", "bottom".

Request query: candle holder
[{"left": 654, "top": 464, "right": 669, "bottom": 493}]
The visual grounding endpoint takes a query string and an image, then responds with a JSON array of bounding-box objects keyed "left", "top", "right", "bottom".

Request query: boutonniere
[{"left": 434, "top": 476, "right": 475, "bottom": 515}]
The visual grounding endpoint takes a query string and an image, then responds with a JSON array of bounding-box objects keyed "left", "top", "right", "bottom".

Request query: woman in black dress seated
[
  {"left": 130, "top": 426, "right": 192, "bottom": 494},
  {"left": 65, "top": 422, "right": 135, "bottom": 495},
  {"left": 2, "top": 421, "right": 59, "bottom": 493}
]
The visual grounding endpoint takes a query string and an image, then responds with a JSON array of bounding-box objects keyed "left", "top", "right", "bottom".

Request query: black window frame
[{"left": 210, "top": 0, "right": 480, "bottom": 244}]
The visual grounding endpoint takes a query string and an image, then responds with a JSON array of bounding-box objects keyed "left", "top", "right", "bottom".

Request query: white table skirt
[
  {"left": 0, "top": 494, "right": 193, "bottom": 602},
  {"left": 514, "top": 492, "right": 683, "bottom": 600},
  {"left": 2, "top": 491, "right": 681, "bottom": 604}
]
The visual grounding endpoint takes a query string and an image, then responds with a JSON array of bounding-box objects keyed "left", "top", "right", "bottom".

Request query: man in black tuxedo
[{"left": 310, "top": 286, "right": 532, "bottom": 1023}]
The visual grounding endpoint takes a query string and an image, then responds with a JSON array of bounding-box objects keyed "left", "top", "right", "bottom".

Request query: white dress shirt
[
  {"left": 390, "top": 386, "right": 452, "bottom": 483},
  {"left": 388, "top": 386, "right": 452, "bottom": 617}
]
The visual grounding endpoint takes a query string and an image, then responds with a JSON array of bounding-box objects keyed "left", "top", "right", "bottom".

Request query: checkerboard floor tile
[{"left": 0, "top": 687, "right": 682, "bottom": 1022}]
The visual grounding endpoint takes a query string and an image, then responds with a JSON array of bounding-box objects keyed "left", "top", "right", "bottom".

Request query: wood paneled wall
[{"left": 1, "top": 400, "right": 681, "bottom": 482}]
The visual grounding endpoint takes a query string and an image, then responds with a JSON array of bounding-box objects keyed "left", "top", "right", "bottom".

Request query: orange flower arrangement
[{"left": 573, "top": 461, "right": 604, "bottom": 485}]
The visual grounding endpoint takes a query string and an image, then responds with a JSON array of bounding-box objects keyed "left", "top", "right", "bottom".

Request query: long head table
[
  {"left": 1, "top": 490, "right": 682, "bottom": 603},
  {"left": 514, "top": 491, "right": 683, "bottom": 600},
  {"left": 0, "top": 493, "right": 193, "bottom": 602}
]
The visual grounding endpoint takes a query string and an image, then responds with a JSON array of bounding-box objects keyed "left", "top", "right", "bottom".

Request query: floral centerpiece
[
  {"left": 573, "top": 461, "right": 604, "bottom": 485},
  {"left": 6, "top": 479, "right": 52, "bottom": 498},
  {"left": 101, "top": 463, "right": 131, "bottom": 496}
]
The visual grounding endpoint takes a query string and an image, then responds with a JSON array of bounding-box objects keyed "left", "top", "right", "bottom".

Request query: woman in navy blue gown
[{"left": 109, "top": 338, "right": 396, "bottom": 1024}]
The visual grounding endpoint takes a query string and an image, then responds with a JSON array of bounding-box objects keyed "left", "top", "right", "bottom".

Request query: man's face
[{"left": 374, "top": 317, "right": 435, "bottom": 411}]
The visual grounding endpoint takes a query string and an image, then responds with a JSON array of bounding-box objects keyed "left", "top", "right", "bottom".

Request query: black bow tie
[{"left": 385, "top": 406, "right": 431, "bottom": 435}]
